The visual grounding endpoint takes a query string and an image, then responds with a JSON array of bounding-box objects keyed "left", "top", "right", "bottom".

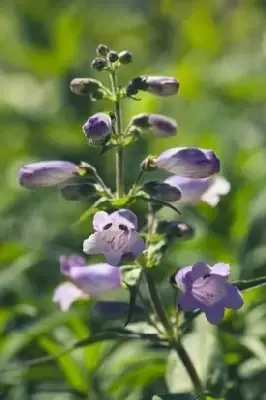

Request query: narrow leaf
[
  {"left": 232, "top": 276, "right": 266, "bottom": 291},
  {"left": 123, "top": 269, "right": 143, "bottom": 327}
]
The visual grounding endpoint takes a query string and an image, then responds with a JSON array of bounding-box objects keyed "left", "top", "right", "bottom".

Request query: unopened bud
[
  {"left": 96, "top": 44, "right": 109, "bottom": 57},
  {"left": 91, "top": 58, "right": 108, "bottom": 71},
  {"left": 131, "top": 113, "right": 177, "bottom": 137},
  {"left": 119, "top": 50, "right": 132, "bottom": 64},
  {"left": 60, "top": 181, "right": 95, "bottom": 201},
  {"left": 143, "top": 181, "right": 181, "bottom": 202},
  {"left": 141, "top": 155, "right": 157, "bottom": 172},
  {"left": 70, "top": 78, "right": 106, "bottom": 100},
  {"left": 83, "top": 112, "right": 112, "bottom": 147},
  {"left": 107, "top": 51, "right": 119, "bottom": 63},
  {"left": 128, "top": 75, "right": 179, "bottom": 97},
  {"left": 158, "top": 220, "right": 195, "bottom": 239}
]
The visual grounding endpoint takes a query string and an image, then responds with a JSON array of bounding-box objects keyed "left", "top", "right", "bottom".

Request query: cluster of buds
[{"left": 18, "top": 44, "right": 242, "bottom": 329}]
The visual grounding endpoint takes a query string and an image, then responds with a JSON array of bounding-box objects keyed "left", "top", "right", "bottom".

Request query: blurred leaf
[
  {"left": 233, "top": 276, "right": 266, "bottom": 292},
  {"left": 38, "top": 336, "right": 88, "bottom": 394}
]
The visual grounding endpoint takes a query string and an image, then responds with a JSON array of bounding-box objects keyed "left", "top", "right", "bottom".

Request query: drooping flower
[
  {"left": 175, "top": 262, "right": 243, "bottom": 324},
  {"left": 18, "top": 161, "right": 79, "bottom": 189},
  {"left": 127, "top": 76, "right": 179, "bottom": 97},
  {"left": 164, "top": 175, "right": 230, "bottom": 206},
  {"left": 83, "top": 112, "right": 112, "bottom": 145},
  {"left": 53, "top": 254, "right": 121, "bottom": 312},
  {"left": 131, "top": 113, "right": 177, "bottom": 137},
  {"left": 83, "top": 209, "right": 145, "bottom": 266},
  {"left": 155, "top": 147, "right": 220, "bottom": 178},
  {"left": 69, "top": 78, "right": 106, "bottom": 100}
]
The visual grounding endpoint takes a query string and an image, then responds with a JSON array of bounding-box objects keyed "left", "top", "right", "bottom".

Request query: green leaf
[
  {"left": 73, "top": 198, "right": 110, "bottom": 226},
  {"left": 152, "top": 395, "right": 192, "bottom": 400},
  {"left": 232, "top": 276, "right": 266, "bottom": 292},
  {"left": 38, "top": 336, "right": 88, "bottom": 394}
]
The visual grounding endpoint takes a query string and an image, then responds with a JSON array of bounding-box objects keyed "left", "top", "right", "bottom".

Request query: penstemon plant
[{"left": 17, "top": 44, "right": 266, "bottom": 399}]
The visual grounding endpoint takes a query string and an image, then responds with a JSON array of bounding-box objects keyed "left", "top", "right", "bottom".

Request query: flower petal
[
  {"left": 204, "top": 305, "right": 225, "bottom": 324},
  {"left": 126, "top": 233, "right": 146, "bottom": 258},
  {"left": 104, "top": 251, "right": 122, "bottom": 266},
  {"left": 192, "top": 275, "right": 227, "bottom": 306},
  {"left": 201, "top": 176, "right": 230, "bottom": 206},
  {"left": 93, "top": 211, "right": 112, "bottom": 231},
  {"left": 111, "top": 209, "right": 138, "bottom": 229},
  {"left": 223, "top": 284, "right": 243, "bottom": 310},
  {"left": 190, "top": 262, "right": 211, "bottom": 282},
  {"left": 178, "top": 292, "right": 201, "bottom": 311},
  {"left": 211, "top": 263, "right": 230, "bottom": 278},
  {"left": 53, "top": 282, "right": 87, "bottom": 312},
  {"left": 175, "top": 266, "right": 192, "bottom": 291},
  {"left": 59, "top": 254, "right": 87, "bottom": 276},
  {"left": 70, "top": 264, "right": 121, "bottom": 295},
  {"left": 165, "top": 176, "right": 211, "bottom": 204}
]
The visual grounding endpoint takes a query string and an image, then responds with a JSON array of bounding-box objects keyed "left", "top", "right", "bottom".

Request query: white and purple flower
[
  {"left": 83, "top": 209, "right": 145, "bottom": 266},
  {"left": 53, "top": 254, "right": 121, "bottom": 311},
  {"left": 83, "top": 112, "right": 112, "bottom": 144},
  {"left": 164, "top": 175, "right": 230, "bottom": 206},
  {"left": 175, "top": 262, "right": 243, "bottom": 324},
  {"left": 155, "top": 147, "right": 220, "bottom": 178},
  {"left": 131, "top": 113, "right": 177, "bottom": 137},
  {"left": 18, "top": 161, "right": 79, "bottom": 189}
]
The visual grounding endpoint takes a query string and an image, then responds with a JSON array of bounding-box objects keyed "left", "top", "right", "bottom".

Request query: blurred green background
[{"left": 1, "top": 0, "right": 266, "bottom": 399}]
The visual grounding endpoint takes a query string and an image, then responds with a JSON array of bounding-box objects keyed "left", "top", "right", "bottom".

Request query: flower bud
[
  {"left": 158, "top": 220, "right": 195, "bottom": 239},
  {"left": 91, "top": 58, "right": 108, "bottom": 71},
  {"left": 96, "top": 44, "right": 109, "bottom": 57},
  {"left": 127, "top": 76, "right": 179, "bottom": 97},
  {"left": 18, "top": 161, "right": 78, "bottom": 189},
  {"left": 69, "top": 78, "right": 106, "bottom": 100},
  {"left": 83, "top": 112, "right": 112, "bottom": 145},
  {"left": 118, "top": 50, "right": 132, "bottom": 64},
  {"left": 60, "top": 181, "right": 96, "bottom": 201},
  {"left": 107, "top": 51, "right": 119, "bottom": 63},
  {"left": 141, "top": 156, "right": 157, "bottom": 171},
  {"left": 131, "top": 113, "right": 177, "bottom": 137},
  {"left": 143, "top": 180, "right": 181, "bottom": 202},
  {"left": 155, "top": 147, "right": 220, "bottom": 178}
]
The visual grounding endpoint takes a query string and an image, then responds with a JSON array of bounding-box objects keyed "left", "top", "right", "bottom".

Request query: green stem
[
  {"left": 110, "top": 70, "right": 124, "bottom": 198},
  {"left": 144, "top": 268, "right": 173, "bottom": 338},
  {"left": 172, "top": 341, "right": 204, "bottom": 393},
  {"left": 91, "top": 167, "right": 113, "bottom": 198}
]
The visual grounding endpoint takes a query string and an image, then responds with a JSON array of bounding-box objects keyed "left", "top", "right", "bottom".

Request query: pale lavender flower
[
  {"left": 164, "top": 175, "right": 230, "bottom": 206},
  {"left": 175, "top": 262, "right": 243, "bottom": 324},
  {"left": 83, "top": 209, "right": 145, "bottom": 266},
  {"left": 155, "top": 147, "right": 220, "bottom": 178},
  {"left": 53, "top": 254, "right": 121, "bottom": 312},
  {"left": 131, "top": 113, "right": 177, "bottom": 137},
  {"left": 83, "top": 112, "right": 112, "bottom": 143},
  {"left": 18, "top": 161, "right": 79, "bottom": 189}
]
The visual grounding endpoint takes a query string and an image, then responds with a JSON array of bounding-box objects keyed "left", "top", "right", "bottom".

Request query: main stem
[{"left": 110, "top": 70, "right": 124, "bottom": 198}]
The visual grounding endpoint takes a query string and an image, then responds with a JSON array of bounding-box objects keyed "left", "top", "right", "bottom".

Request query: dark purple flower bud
[
  {"left": 96, "top": 44, "right": 110, "bottom": 57},
  {"left": 158, "top": 220, "right": 194, "bottom": 239},
  {"left": 131, "top": 113, "right": 177, "bottom": 137},
  {"left": 155, "top": 147, "right": 220, "bottom": 178},
  {"left": 83, "top": 112, "right": 112, "bottom": 145},
  {"left": 175, "top": 262, "right": 243, "bottom": 324},
  {"left": 91, "top": 58, "right": 108, "bottom": 71},
  {"left": 60, "top": 181, "right": 96, "bottom": 201},
  {"left": 107, "top": 51, "right": 119, "bottom": 63},
  {"left": 143, "top": 180, "right": 181, "bottom": 202},
  {"left": 93, "top": 301, "right": 145, "bottom": 318},
  {"left": 83, "top": 209, "right": 145, "bottom": 266},
  {"left": 69, "top": 78, "right": 106, "bottom": 100},
  {"left": 129, "top": 76, "right": 179, "bottom": 96},
  {"left": 18, "top": 161, "right": 79, "bottom": 189},
  {"left": 118, "top": 50, "right": 132, "bottom": 64}
]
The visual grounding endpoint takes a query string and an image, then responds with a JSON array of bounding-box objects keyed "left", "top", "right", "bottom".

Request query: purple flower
[
  {"left": 175, "top": 262, "right": 243, "bottom": 324},
  {"left": 83, "top": 209, "right": 145, "bottom": 266},
  {"left": 18, "top": 161, "right": 79, "bottom": 189},
  {"left": 141, "top": 76, "right": 179, "bottom": 96},
  {"left": 164, "top": 175, "right": 230, "bottom": 206},
  {"left": 155, "top": 147, "right": 220, "bottom": 178},
  {"left": 53, "top": 254, "right": 121, "bottom": 311},
  {"left": 83, "top": 112, "right": 112, "bottom": 144},
  {"left": 131, "top": 113, "right": 177, "bottom": 137}
]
